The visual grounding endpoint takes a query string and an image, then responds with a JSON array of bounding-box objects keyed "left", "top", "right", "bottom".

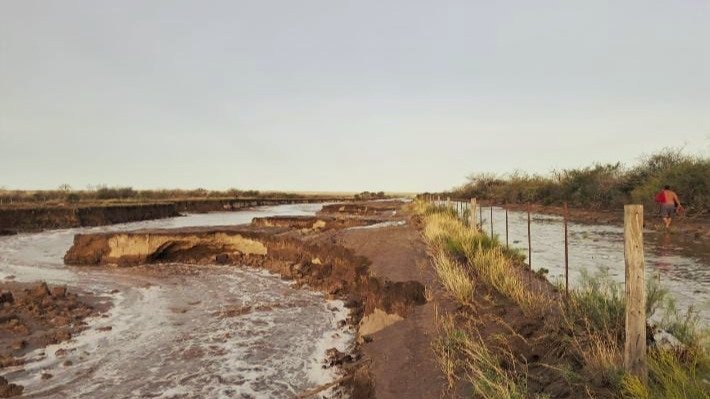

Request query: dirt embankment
[
  {"left": 0, "top": 204, "right": 179, "bottom": 234},
  {"left": 0, "top": 281, "right": 101, "bottom": 398},
  {"left": 251, "top": 215, "right": 379, "bottom": 230},
  {"left": 0, "top": 197, "right": 349, "bottom": 234},
  {"left": 173, "top": 197, "right": 340, "bottom": 213},
  {"left": 63, "top": 201, "right": 435, "bottom": 397},
  {"left": 319, "top": 201, "right": 404, "bottom": 217}
]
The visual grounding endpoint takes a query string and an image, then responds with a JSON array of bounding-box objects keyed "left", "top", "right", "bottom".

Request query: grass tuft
[{"left": 433, "top": 250, "right": 475, "bottom": 305}]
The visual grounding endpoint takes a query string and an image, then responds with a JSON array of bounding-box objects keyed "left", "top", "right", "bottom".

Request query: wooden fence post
[
  {"left": 624, "top": 204, "right": 647, "bottom": 382},
  {"left": 470, "top": 198, "right": 478, "bottom": 231},
  {"left": 490, "top": 205, "right": 494, "bottom": 237},
  {"left": 479, "top": 204, "right": 483, "bottom": 231},
  {"left": 505, "top": 207, "right": 509, "bottom": 248},
  {"left": 446, "top": 197, "right": 451, "bottom": 209}
]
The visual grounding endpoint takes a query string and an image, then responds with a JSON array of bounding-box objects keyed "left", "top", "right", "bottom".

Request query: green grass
[
  {"left": 418, "top": 204, "right": 541, "bottom": 314},
  {"left": 434, "top": 314, "right": 530, "bottom": 399},
  {"left": 622, "top": 349, "right": 710, "bottom": 399},
  {"left": 433, "top": 251, "right": 475, "bottom": 305},
  {"left": 413, "top": 199, "right": 710, "bottom": 398}
]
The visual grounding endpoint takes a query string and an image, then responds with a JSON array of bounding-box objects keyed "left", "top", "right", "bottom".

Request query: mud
[
  {"left": 0, "top": 282, "right": 102, "bottom": 396},
  {"left": 65, "top": 226, "right": 426, "bottom": 319},
  {"left": 251, "top": 215, "right": 379, "bottom": 230},
  {"left": 319, "top": 201, "right": 404, "bottom": 217},
  {"left": 0, "top": 204, "right": 179, "bottom": 233},
  {"left": 62, "top": 200, "right": 434, "bottom": 397},
  {"left": 0, "top": 376, "right": 23, "bottom": 398},
  {"left": 0, "top": 197, "right": 350, "bottom": 233},
  {"left": 327, "top": 215, "right": 457, "bottom": 399}
]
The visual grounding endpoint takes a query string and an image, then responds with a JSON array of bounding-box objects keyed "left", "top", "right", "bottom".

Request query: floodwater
[
  {"left": 471, "top": 205, "right": 709, "bottom": 324},
  {"left": 0, "top": 204, "right": 353, "bottom": 398}
]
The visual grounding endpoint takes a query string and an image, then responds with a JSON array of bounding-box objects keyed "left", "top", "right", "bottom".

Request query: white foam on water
[
  {"left": 347, "top": 220, "right": 407, "bottom": 230},
  {"left": 0, "top": 203, "right": 361, "bottom": 398},
  {"left": 5, "top": 267, "right": 355, "bottom": 398},
  {"left": 306, "top": 300, "right": 355, "bottom": 397}
]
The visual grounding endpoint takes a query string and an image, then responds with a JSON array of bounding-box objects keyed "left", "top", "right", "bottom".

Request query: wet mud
[
  {"left": 61, "top": 200, "right": 431, "bottom": 397},
  {"left": 0, "top": 197, "right": 348, "bottom": 234},
  {"left": 0, "top": 282, "right": 103, "bottom": 397},
  {"left": 251, "top": 215, "right": 380, "bottom": 230}
]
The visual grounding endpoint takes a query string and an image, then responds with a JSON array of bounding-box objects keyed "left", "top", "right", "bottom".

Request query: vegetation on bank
[
  {"left": 433, "top": 149, "right": 709, "bottom": 216},
  {"left": 411, "top": 200, "right": 709, "bottom": 398},
  {"left": 0, "top": 186, "right": 376, "bottom": 207}
]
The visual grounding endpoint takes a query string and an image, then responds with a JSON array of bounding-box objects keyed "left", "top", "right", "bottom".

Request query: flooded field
[
  {"left": 0, "top": 204, "right": 353, "bottom": 398},
  {"left": 474, "top": 205, "right": 710, "bottom": 324}
]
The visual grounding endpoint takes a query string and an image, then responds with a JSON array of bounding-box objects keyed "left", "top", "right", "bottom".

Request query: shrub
[{"left": 446, "top": 148, "right": 709, "bottom": 216}]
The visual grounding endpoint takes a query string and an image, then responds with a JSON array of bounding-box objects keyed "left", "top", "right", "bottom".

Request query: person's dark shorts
[{"left": 661, "top": 203, "right": 676, "bottom": 218}]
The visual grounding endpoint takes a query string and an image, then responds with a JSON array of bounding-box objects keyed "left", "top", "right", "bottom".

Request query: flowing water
[
  {"left": 0, "top": 204, "right": 353, "bottom": 398},
  {"left": 472, "top": 205, "right": 709, "bottom": 324}
]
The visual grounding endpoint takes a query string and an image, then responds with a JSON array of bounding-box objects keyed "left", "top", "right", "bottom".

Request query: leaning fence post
[
  {"left": 564, "top": 202, "right": 569, "bottom": 296},
  {"left": 490, "top": 204, "right": 494, "bottom": 237},
  {"left": 505, "top": 207, "right": 509, "bottom": 248},
  {"left": 624, "top": 204, "right": 647, "bottom": 383},
  {"left": 527, "top": 204, "right": 532, "bottom": 268},
  {"left": 470, "top": 198, "right": 478, "bottom": 232}
]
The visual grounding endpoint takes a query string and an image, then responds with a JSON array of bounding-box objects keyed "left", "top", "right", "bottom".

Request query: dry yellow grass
[{"left": 432, "top": 250, "right": 475, "bottom": 305}]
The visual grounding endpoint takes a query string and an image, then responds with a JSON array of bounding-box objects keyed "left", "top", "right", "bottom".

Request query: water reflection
[{"left": 447, "top": 202, "right": 709, "bottom": 324}]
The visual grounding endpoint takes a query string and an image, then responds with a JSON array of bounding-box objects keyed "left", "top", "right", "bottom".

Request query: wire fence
[{"left": 422, "top": 194, "right": 652, "bottom": 380}]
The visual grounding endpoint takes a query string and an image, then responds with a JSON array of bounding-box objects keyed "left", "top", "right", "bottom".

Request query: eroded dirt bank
[
  {"left": 0, "top": 281, "right": 103, "bottom": 397},
  {"left": 62, "top": 202, "right": 439, "bottom": 397},
  {"left": 0, "top": 204, "right": 179, "bottom": 234},
  {"left": 0, "top": 197, "right": 349, "bottom": 234}
]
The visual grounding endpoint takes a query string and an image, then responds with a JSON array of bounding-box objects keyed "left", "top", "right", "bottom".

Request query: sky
[{"left": 1, "top": 0, "right": 709, "bottom": 193}]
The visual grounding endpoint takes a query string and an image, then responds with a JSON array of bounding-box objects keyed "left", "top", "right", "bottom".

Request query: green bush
[{"left": 447, "top": 148, "right": 709, "bottom": 216}]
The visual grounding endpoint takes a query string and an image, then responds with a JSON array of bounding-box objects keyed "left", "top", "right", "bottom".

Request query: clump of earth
[{"left": 0, "top": 281, "right": 99, "bottom": 396}]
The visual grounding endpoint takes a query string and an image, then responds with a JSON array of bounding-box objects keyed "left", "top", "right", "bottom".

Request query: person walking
[{"left": 655, "top": 185, "right": 683, "bottom": 229}]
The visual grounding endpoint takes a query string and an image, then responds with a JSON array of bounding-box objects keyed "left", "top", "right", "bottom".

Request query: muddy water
[
  {"left": 469, "top": 205, "right": 709, "bottom": 324},
  {"left": 0, "top": 204, "right": 353, "bottom": 398}
]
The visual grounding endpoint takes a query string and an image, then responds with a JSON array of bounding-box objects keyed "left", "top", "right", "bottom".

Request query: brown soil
[
  {"left": 0, "top": 282, "right": 102, "bottom": 397},
  {"left": 63, "top": 200, "right": 436, "bottom": 398},
  {"left": 251, "top": 215, "right": 380, "bottom": 230},
  {"left": 410, "top": 209, "right": 624, "bottom": 398},
  {"left": 63, "top": 199, "right": 626, "bottom": 398},
  {"left": 319, "top": 201, "right": 405, "bottom": 217},
  {"left": 0, "top": 197, "right": 350, "bottom": 233},
  {"left": 331, "top": 222, "right": 454, "bottom": 398}
]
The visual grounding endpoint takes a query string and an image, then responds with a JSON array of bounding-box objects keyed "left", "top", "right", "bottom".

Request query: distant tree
[{"left": 58, "top": 184, "right": 72, "bottom": 192}]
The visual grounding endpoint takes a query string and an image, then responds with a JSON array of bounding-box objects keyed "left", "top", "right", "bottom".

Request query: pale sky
[{"left": 1, "top": 0, "right": 709, "bottom": 193}]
